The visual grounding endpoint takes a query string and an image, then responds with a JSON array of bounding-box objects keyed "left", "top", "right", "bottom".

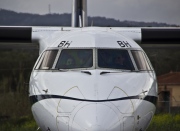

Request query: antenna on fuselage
[{"left": 71, "top": 0, "right": 88, "bottom": 27}]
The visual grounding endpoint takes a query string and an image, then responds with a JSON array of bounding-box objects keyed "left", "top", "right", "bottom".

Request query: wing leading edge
[
  {"left": 0, "top": 27, "right": 32, "bottom": 43},
  {"left": 0, "top": 26, "right": 180, "bottom": 49}
]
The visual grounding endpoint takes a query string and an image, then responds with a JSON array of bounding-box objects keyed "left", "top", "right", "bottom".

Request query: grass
[
  {"left": 0, "top": 116, "right": 39, "bottom": 131},
  {"left": 1, "top": 114, "right": 180, "bottom": 130},
  {"left": 0, "top": 92, "right": 39, "bottom": 131},
  {"left": 0, "top": 92, "right": 31, "bottom": 118},
  {"left": 147, "top": 114, "right": 180, "bottom": 131}
]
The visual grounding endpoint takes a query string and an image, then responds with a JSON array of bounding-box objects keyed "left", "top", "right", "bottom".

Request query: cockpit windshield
[
  {"left": 35, "top": 48, "right": 153, "bottom": 72},
  {"left": 98, "top": 49, "right": 134, "bottom": 70},
  {"left": 56, "top": 49, "right": 93, "bottom": 69},
  {"left": 131, "top": 50, "right": 153, "bottom": 71},
  {"left": 35, "top": 50, "right": 58, "bottom": 70}
]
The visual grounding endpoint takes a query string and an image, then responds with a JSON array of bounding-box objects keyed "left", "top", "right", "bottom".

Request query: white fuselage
[{"left": 29, "top": 28, "right": 158, "bottom": 131}]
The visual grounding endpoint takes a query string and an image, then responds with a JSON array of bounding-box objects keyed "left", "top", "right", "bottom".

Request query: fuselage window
[
  {"left": 131, "top": 50, "right": 152, "bottom": 71},
  {"left": 56, "top": 49, "right": 93, "bottom": 69},
  {"left": 98, "top": 49, "right": 134, "bottom": 70},
  {"left": 35, "top": 50, "right": 58, "bottom": 70}
]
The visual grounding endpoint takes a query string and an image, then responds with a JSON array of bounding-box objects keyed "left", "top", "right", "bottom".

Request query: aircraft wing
[
  {"left": 110, "top": 27, "right": 180, "bottom": 48},
  {"left": 0, "top": 27, "right": 32, "bottom": 43},
  {"left": 0, "top": 26, "right": 78, "bottom": 53},
  {"left": 0, "top": 26, "right": 180, "bottom": 51}
]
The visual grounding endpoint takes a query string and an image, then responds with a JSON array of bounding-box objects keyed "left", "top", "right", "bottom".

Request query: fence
[{"left": 156, "top": 101, "right": 180, "bottom": 114}]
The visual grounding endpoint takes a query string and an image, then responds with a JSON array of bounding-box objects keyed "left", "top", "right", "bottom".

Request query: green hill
[{"left": 0, "top": 9, "right": 178, "bottom": 27}]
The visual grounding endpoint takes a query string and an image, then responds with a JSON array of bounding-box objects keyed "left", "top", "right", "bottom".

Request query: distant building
[{"left": 157, "top": 72, "right": 180, "bottom": 112}]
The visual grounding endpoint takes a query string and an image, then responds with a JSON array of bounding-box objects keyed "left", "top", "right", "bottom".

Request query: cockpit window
[
  {"left": 56, "top": 49, "right": 93, "bottom": 69},
  {"left": 131, "top": 50, "right": 152, "bottom": 71},
  {"left": 35, "top": 50, "right": 58, "bottom": 70},
  {"left": 98, "top": 49, "right": 134, "bottom": 70}
]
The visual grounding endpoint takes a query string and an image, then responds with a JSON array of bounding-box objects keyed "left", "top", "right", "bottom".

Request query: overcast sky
[{"left": 0, "top": 0, "right": 180, "bottom": 25}]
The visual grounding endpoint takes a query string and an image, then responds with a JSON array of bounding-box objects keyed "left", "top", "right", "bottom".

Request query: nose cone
[{"left": 71, "top": 103, "right": 120, "bottom": 131}]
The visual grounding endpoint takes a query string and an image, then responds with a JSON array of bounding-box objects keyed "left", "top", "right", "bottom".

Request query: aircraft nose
[
  {"left": 71, "top": 103, "right": 120, "bottom": 131},
  {"left": 89, "top": 125, "right": 104, "bottom": 131}
]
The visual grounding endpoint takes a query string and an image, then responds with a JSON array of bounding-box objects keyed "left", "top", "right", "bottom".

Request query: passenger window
[
  {"left": 35, "top": 50, "right": 58, "bottom": 70},
  {"left": 56, "top": 49, "right": 93, "bottom": 69},
  {"left": 98, "top": 49, "right": 134, "bottom": 70},
  {"left": 131, "top": 50, "right": 152, "bottom": 71}
]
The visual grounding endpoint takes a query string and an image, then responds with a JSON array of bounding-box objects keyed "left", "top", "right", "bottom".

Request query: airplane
[{"left": 0, "top": 0, "right": 180, "bottom": 131}]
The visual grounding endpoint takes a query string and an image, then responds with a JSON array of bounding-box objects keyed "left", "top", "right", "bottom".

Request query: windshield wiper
[
  {"left": 100, "top": 71, "right": 122, "bottom": 75},
  {"left": 51, "top": 68, "right": 68, "bottom": 71},
  {"left": 81, "top": 71, "right": 91, "bottom": 75},
  {"left": 58, "top": 69, "right": 69, "bottom": 72},
  {"left": 100, "top": 70, "right": 139, "bottom": 75},
  {"left": 55, "top": 68, "right": 92, "bottom": 75}
]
